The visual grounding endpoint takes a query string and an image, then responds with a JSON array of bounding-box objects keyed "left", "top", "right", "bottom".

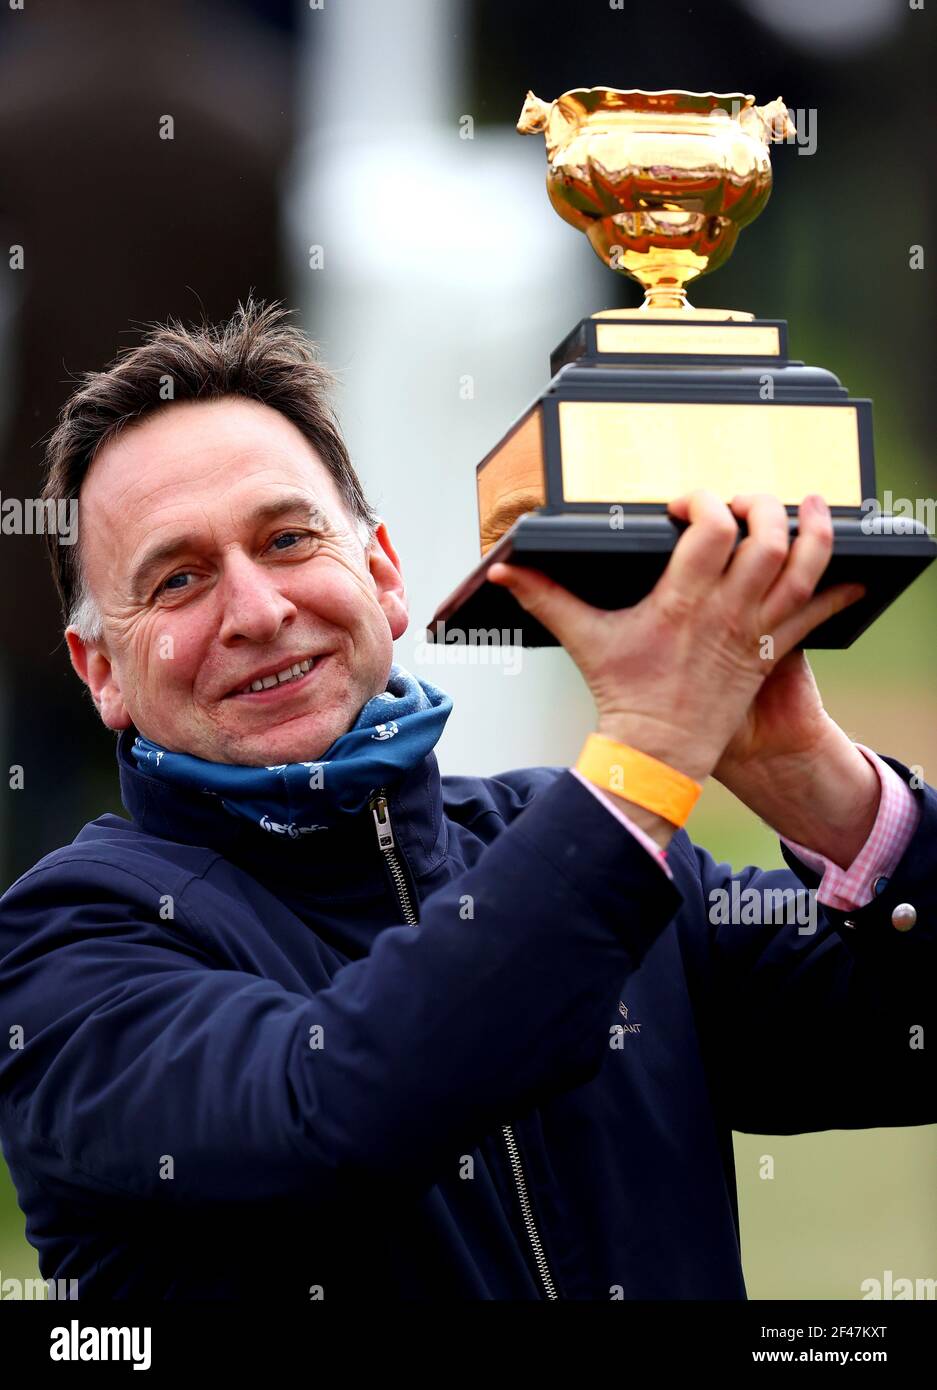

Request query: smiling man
[
  {"left": 67, "top": 394, "right": 408, "bottom": 768},
  {"left": 0, "top": 299, "right": 933, "bottom": 1302}
]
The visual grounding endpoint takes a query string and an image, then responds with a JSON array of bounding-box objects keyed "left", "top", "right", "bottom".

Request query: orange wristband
[{"left": 575, "top": 733, "right": 702, "bottom": 828}]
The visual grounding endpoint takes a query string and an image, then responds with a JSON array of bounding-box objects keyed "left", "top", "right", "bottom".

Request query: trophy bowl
[{"left": 518, "top": 87, "right": 795, "bottom": 311}]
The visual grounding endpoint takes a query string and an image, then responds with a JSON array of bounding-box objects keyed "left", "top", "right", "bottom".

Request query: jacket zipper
[
  {"left": 500, "top": 1123, "right": 559, "bottom": 1299},
  {"left": 369, "top": 789, "right": 419, "bottom": 926},
  {"left": 368, "top": 787, "right": 560, "bottom": 1301}
]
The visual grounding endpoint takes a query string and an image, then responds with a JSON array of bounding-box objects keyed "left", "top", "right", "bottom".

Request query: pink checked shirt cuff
[
  {"left": 570, "top": 767, "right": 675, "bottom": 880},
  {"left": 572, "top": 744, "right": 921, "bottom": 910},
  {"left": 778, "top": 744, "right": 920, "bottom": 910}
]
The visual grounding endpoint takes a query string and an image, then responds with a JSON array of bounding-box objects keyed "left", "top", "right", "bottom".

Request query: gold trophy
[{"left": 428, "top": 87, "right": 935, "bottom": 647}]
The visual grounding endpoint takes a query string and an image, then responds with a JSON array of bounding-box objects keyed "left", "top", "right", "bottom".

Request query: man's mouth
[{"left": 226, "top": 653, "right": 329, "bottom": 700}]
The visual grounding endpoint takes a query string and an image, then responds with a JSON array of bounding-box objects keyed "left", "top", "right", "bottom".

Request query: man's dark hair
[{"left": 41, "top": 296, "right": 379, "bottom": 641}]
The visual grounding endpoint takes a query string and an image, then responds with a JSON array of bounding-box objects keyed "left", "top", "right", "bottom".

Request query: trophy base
[{"left": 427, "top": 512, "right": 936, "bottom": 649}]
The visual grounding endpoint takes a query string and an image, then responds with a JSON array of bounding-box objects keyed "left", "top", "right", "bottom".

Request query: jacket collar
[{"left": 115, "top": 726, "right": 450, "bottom": 897}]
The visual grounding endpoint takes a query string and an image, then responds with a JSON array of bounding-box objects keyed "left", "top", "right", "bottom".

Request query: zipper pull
[{"left": 369, "top": 791, "right": 395, "bottom": 852}]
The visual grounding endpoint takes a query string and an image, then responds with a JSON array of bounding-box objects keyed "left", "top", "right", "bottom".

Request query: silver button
[
  {"left": 891, "top": 903, "right": 917, "bottom": 932},
  {"left": 842, "top": 919, "right": 856, "bottom": 929}
]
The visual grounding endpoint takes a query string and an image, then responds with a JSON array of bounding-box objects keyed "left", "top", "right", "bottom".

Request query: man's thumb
[{"left": 488, "top": 561, "right": 594, "bottom": 650}]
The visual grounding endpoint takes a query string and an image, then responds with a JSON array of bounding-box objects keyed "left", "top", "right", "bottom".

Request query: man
[{"left": 0, "top": 299, "right": 932, "bottom": 1300}]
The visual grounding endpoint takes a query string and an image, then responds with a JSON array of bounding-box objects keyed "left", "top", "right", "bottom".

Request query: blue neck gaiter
[{"left": 130, "top": 663, "right": 452, "bottom": 840}]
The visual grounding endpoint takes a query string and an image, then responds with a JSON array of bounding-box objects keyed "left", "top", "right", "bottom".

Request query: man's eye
[
  {"left": 157, "top": 572, "right": 192, "bottom": 595},
  {"left": 270, "top": 531, "right": 312, "bottom": 551}
]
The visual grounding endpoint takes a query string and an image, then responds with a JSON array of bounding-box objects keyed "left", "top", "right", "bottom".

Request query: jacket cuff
[
  {"left": 568, "top": 768, "right": 675, "bottom": 879},
  {"left": 779, "top": 744, "right": 921, "bottom": 910},
  {"left": 512, "top": 769, "right": 685, "bottom": 965},
  {"left": 780, "top": 752, "right": 933, "bottom": 946}
]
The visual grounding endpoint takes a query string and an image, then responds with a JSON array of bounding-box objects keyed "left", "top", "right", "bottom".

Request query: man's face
[{"left": 66, "top": 397, "right": 409, "bottom": 766}]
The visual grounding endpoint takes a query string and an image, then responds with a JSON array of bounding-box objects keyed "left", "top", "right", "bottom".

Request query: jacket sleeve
[
  {"left": 676, "top": 754, "right": 937, "bottom": 1134},
  {"left": 0, "top": 770, "right": 683, "bottom": 1207}
]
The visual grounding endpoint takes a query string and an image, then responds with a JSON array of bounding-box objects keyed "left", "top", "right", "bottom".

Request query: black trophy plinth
[
  {"left": 429, "top": 510, "right": 935, "bottom": 649},
  {"left": 427, "top": 313, "right": 937, "bottom": 649}
]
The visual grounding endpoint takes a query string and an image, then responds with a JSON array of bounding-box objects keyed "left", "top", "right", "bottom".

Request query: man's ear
[
  {"left": 65, "top": 628, "right": 133, "bottom": 730},
  {"left": 366, "top": 521, "right": 409, "bottom": 640}
]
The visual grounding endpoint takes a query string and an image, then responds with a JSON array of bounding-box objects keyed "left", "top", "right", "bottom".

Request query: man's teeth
[{"left": 242, "top": 657, "right": 316, "bottom": 695}]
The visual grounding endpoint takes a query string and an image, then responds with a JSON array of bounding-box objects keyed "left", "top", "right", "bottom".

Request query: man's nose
[{"left": 217, "top": 554, "right": 298, "bottom": 645}]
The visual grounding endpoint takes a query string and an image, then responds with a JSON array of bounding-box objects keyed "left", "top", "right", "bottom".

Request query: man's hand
[
  {"left": 694, "top": 493, "right": 850, "bottom": 775},
  {"left": 487, "top": 488, "right": 866, "bottom": 847},
  {"left": 696, "top": 494, "right": 881, "bottom": 868},
  {"left": 715, "top": 677, "right": 882, "bottom": 869}
]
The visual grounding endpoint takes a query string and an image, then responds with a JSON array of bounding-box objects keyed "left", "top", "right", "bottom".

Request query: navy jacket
[{"left": 0, "top": 729, "right": 933, "bottom": 1300}]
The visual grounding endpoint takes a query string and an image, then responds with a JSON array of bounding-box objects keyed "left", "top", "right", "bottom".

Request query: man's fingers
[
  {"left": 760, "top": 495, "right": 835, "bottom": 632},
  {"left": 770, "top": 581, "right": 865, "bottom": 656},
  {"left": 664, "top": 490, "right": 740, "bottom": 600},
  {"left": 720, "top": 493, "right": 792, "bottom": 606}
]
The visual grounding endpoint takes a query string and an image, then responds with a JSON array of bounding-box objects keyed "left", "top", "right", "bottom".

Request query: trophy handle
[
  {"left": 516, "top": 91, "right": 551, "bottom": 136},
  {"left": 742, "top": 97, "right": 797, "bottom": 144}
]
